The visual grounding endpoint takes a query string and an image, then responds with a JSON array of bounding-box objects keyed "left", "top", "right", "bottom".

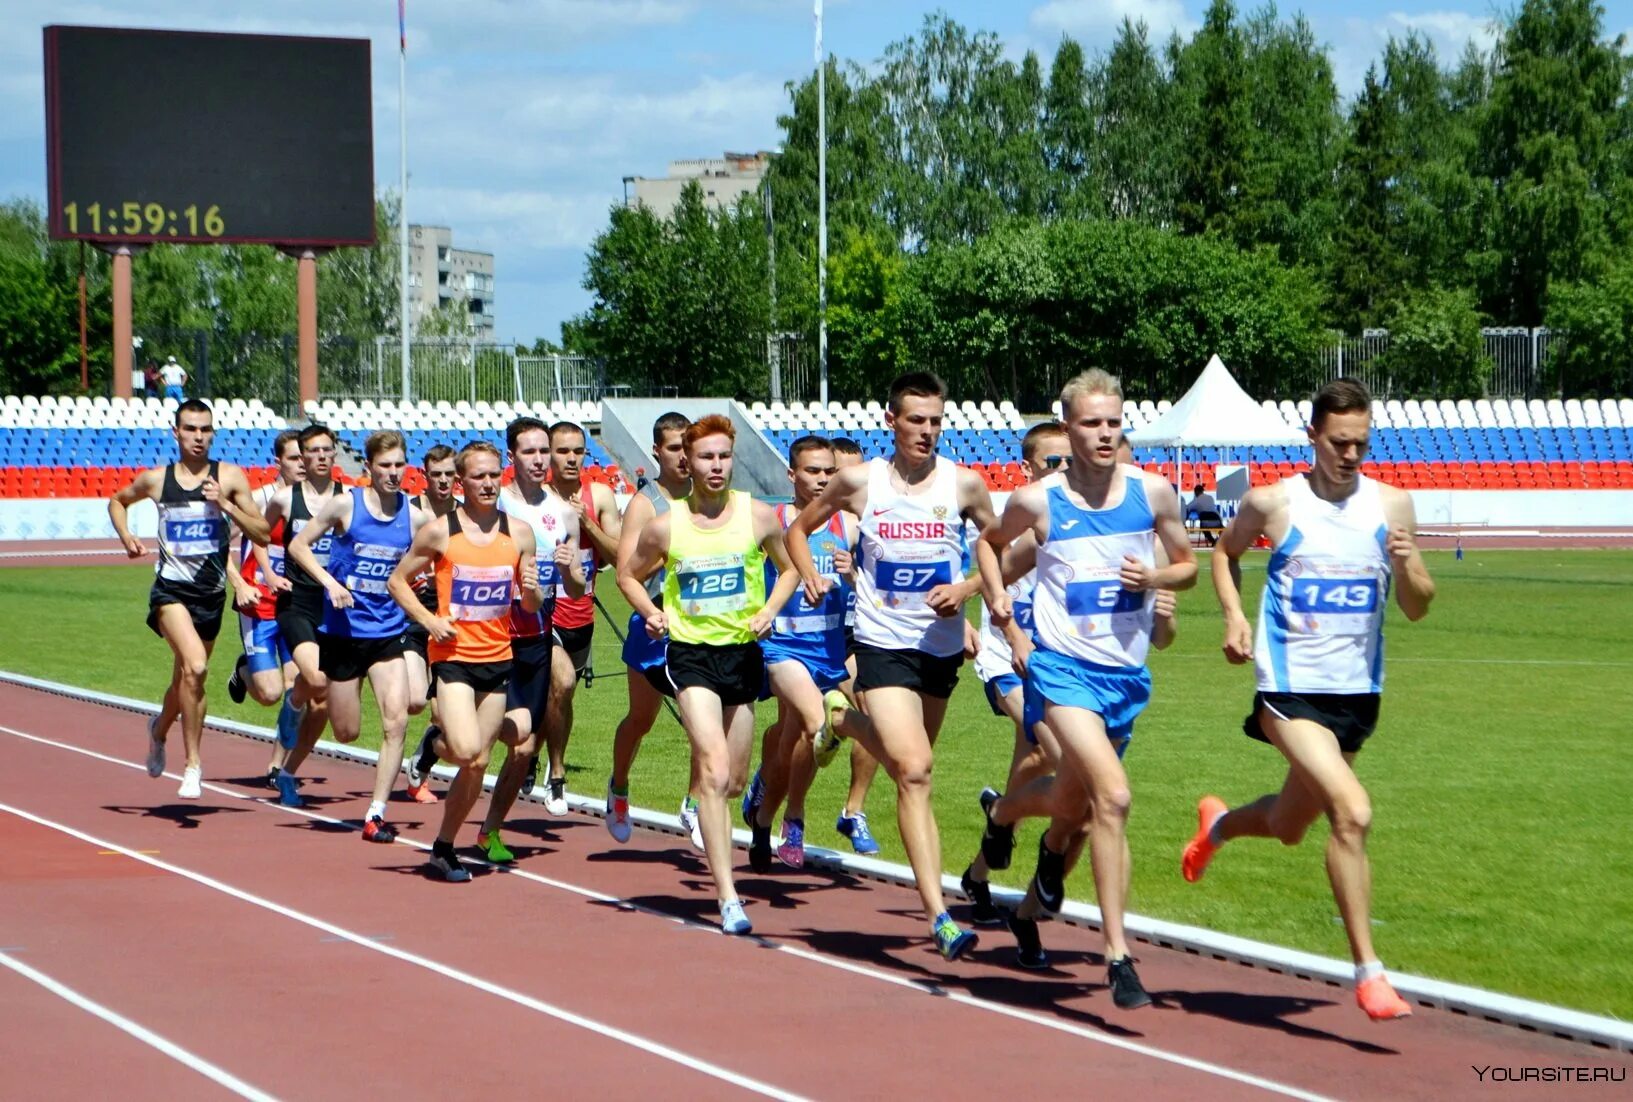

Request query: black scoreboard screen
[{"left": 44, "top": 25, "right": 374, "bottom": 247}]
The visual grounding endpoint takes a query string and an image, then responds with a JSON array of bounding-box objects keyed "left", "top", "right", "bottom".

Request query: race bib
[
  {"left": 1284, "top": 563, "right": 1382, "bottom": 636},
  {"left": 290, "top": 518, "right": 334, "bottom": 566},
  {"left": 163, "top": 503, "right": 223, "bottom": 558},
  {"left": 775, "top": 572, "right": 845, "bottom": 635},
  {"left": 265, "top": 543, "right": 287, "bottom": 578},
  {"left": 448, "top": 563, "right": 513, "bottom": 621},
  {"left": 345, "top": 542, "right": 406, "bottom": 596},
  {"left": 557, "top": 548, "right": 595, "bottom": 599},
  {"left": 1062, "top": 566, "right": 1148, "bottom": 638},
  {"left": 871, "top": 558, "right": 953, "bottom": 610},
  {"left": 1013, "top": 599, "right": 1035, "bottom": 632},
  {"left": 676, "top": 553, "right": 748, "bottom": 615}
]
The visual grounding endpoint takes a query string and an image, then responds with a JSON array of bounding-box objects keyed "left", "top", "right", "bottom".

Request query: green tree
[
  {"left": 1330, "top": 67, "right": 1406, "bottom": 329},
  {"left": 1090, "top": 19, "right": 1180, "bottom": 223},
  {"left": 1546, "top": 257, "right": 1633, "bottom": 395},
  {"left": 0, "top": 199, "right": 112, "bottom": 395},
  {"left": 1378, "top": 288, "right": 1491, "bottom": 397},
  {"left": 1173, "top": 0, "right": 1252, "bottom": 239},
  {"left": 1042, "top": 36, "right": 1096, "bottom": 218}
]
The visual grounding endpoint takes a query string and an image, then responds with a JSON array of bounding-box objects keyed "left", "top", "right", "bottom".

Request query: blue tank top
[
  {"left": 322, "top": 488, "right": 412, "bottom": 639},
  {"left": 765, "top": 506, "right": 849, "bottom": 658}
]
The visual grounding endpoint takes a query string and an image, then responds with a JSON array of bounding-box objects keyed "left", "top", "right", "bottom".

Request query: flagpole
[
  {"left": 815, "top": 0, "right": 828, "bottom": 408},
  {"left": 398, "top": 0, "right": 412, "bottom": 402}
]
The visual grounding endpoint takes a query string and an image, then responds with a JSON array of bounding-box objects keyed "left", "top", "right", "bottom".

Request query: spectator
[
  {"left": 139, "top": 359, "right": 160, "bottom": 399},
  {"left": 160, "top": 355, "right": 188, "bottom": 401},
  {"left": 1186, "top": 482, "right": 1223, "bottom": 546}
]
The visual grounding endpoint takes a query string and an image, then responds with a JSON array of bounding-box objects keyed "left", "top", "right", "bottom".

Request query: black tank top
[
  {"left": 282, "top": 482, "right": 339, "bottom": 592},
  {"left": 155, "top": 461, "right": 227, "bottom": 588}
]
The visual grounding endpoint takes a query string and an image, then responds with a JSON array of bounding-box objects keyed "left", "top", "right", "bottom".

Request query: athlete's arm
[
  {"left": 1130, "top": 474, "right": 1198, "bottom": 592},
  {"left": 750, "top": 501, "right": 802, "bottom": 638},
  {"left": 108, "top": 467, "right": 162, "bottom": 558},
  {"left": 618, "top": 514, "right": 670, "bottom": 636},
  {"left": 556, "top": 511, "right": 586, "bottom": 599},
  {"left": 1151, "top": 590, "right": 1178, "bottom": 650},
  {"left": 260, "top": 484, "right": 291, "bottom": 530},
  {"left": 999, "top": 530, "right": 1038, "bottom": 587},
  {"left": 787, "top": 464, "right": 867, "bottom": 606},
  {"left": 514, "top": 524, "right": 544, "bottom": 614},
  {"left": 388, "top": 516, "right": 454, "bottom": 642},
  {"left": 976, "top": 484, "right": 1044, "bottom": 625},
  {"left": 1213, "top": 484, "right": 1280, "bottom": 664},
  {"left": 577, "top": 483, "right": 621, "bottom": 565},
  {"left": 832, "top": 511, "right": 859, "bottom": 583},
  {"left": 615, "top": 492, "right": 656, "bottom": 577},
  {"left": 1380, "top": 485, "right": 1435, "bottom": 621},
  {"left": 215, "top": 464, "right": 270, "bottom": 547},
  {"left": 929, "top": 467, "right": 998, "bottom": 616},
  {"left": 225, "top": 542, "right": 260, "bottom": 612},
  {"left": 287, "top": 493, "right": 355, "bottom": 610}
]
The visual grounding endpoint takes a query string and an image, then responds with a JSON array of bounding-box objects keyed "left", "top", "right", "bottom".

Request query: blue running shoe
[
  {"left": 720, "top": 899, "right": 752, "bottom": 936},
  {"left": 932, "top": 912, "right": 978, "bottom": 962},
  {"left": 275, "top": 695, "right": 301, "bottom": 751},
  {"left": 835, "top": 810, "right": 880, "bottom": 855},
  {"left": 740, "top": 767, "right": 764, "bottom": 826},
  {"left": 274, "top": 770, "right": 305, "bottom": 808}
]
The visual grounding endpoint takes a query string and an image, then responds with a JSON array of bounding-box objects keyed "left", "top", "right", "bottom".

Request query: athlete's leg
[
  {"left": 1044, "top": 702, "right": 1134, "bottom": 960},
  {"left": 287, "top": 640, "right": 328, "bottom": 711},
  {"left": 545, "top": 644, "right": 578, "bottom": 784},
  {"left": 676, "top": 686, "right": 744, "bottom": 905},
  {"left": 610, "top": 666, "right": 663, "bottom": 789},
  {"left": 155, "top": 605, "right": 212, "bottom": 771},
  {"left": 480, "top": 704, "right": 538, "bottom": 838},
  {"left": 859, "top": 686, "right": 951, "bottom": 920},
  {"left": 759, "top": 661, "right": 824, "bottom": 829},
  {"left": 325, "top": 676, "right": 364, "bottom": 743},
  {"left": 970, "top": 686, "right": 1052, "bottom": 880},
  {"left": 364, "top": 657, "right": 410, "bottom": 810},
  {"left": 435, "top": 684, "right": 505, "bottom": 846},
  {"left": 266, "top": 657, "right": 300, "bottom": 773},
  {"left": 403, "top": 649, "right": 431, "bottom": 717}
]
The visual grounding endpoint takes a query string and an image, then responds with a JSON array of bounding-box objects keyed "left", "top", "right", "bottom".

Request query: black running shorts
[
  {"left": 1246, "top": 691, "right": 1381, "bottom": 755},
  {"left": 505, "top": 636, "right": 553, "bottom": 720},
  {"left": 275, "top": 585, "right": 326, "bottom": 650},
  {"left": 319, "top": 631, "right": 408, "bottom": 683},
  {"left": 665, "top": 640, "right": 764, "bottom": 707},
  {"left": 852, "top": 641, "right": 961, "bottom": 700},
  {"left": 551, "top": 622, "right": 594, "bottom": 678},
  {"left": 431, "top": 659, "right": 512, "bottom": 696},
  {"left": 147, "top": 577, "right": 225, "bottom": 642}
]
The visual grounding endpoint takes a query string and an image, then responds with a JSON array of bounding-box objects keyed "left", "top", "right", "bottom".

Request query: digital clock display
[{"left": 44, "top": 25, "right": 374, "bottom": 247}]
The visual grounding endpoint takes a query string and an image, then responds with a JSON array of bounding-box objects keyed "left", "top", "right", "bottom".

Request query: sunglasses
[{"left": 1043, "top": 454, "right": 1072, "bottom": 470}]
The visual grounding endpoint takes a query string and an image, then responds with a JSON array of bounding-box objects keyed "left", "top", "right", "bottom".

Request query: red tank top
[{"left": 552, "top": 492, "right": 600, "bottom": 631}]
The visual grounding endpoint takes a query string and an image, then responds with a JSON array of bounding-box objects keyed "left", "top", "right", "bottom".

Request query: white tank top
[
  {"left": 853, "top": 456, "right": 967, "bottom": 657},
  {"left": 1255, "top": 475, "right": 1391, "bottom": 694},
  {"left": 974, "top": 567, "right": 1036, "bottom": 683},
  {"left": 1029, "top": 472, "right": 1156, "bottom": 669},
  {"left": 499, "top": 485, "right": 574, "bottom": 631}
]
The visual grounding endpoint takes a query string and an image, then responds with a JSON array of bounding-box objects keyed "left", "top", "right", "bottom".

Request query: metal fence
[
  {"left": 321, "top": 339, "right": 609, "bottom": 408},
  {"left": 767, "top": 332, "right": 814, "bottom": 403},
  {"left": 1317, "top": 326, "right": 1562, "bottom": 400}
]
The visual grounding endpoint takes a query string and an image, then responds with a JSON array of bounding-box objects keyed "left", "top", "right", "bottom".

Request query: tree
[
  {"left": 1330, "top": 67, "right": 1406, "bottom": 329},
  {"left": 1378, "top": 288, "right": 1491, "bottom": 397},
  {"left": 0, "top": 199, "right": 112, "bottom": 395},
  {"left": 1090, "top": 20, "right": 1179, "bottom": 223},
  {"left": 1173, "top": 0, "right": 1252, "bottom": 239},
  {"left": 1042, "top": 36, "right": 1096, "bottom": 218},
  {"left": 1547, "top": 257, "right": 1633, "bottom": 395}
]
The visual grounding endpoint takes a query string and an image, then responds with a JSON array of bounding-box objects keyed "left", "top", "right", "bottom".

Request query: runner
[
  {"left": 1181, "top": 377, "right": 1435, "bottom": 1021},
  {"left": 467, "top": 418, "right": 584, "bottom": 864},
  {"left": 287, "top": 431, "right": 429, "bottom": 842},
  {"left": 222, "top": 431, "right": 303, "bottom": 782},
  {"left": 741, "top": 435, "right": 856, "bottom": 871},
  {"left": 975, "top": 369, "right": 1196, "bottom": 1006},
  {"left": 532, "top": 420, "right": 621, "bottom": 813},
  {"left": 260, "top": 424, "right": 344, "bottom": 807},
  {"left": 619, "top": 414, "right": 800, "bottom": 933},
  {"left": 402, "top": 444, "right": 457, "bottom": 804},
  {"left": 787, "top": 371, "right": 998, "bottom": 961},
  {"left": 826, "top": 436, "right": 882, "bottom": 856},
  {"left": 604, "top": 412, "right": 700, "bottom": 847},
  {"left": 388, "top": 440, "right": 544, "bottom": 883},
  {"left": 109, "top": 399, "right": 269, "bottom": 798}
]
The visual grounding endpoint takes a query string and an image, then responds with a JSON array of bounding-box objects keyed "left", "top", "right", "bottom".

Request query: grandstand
[{"left": 2, "top": 393, "right": 1631, "bottom": 501}]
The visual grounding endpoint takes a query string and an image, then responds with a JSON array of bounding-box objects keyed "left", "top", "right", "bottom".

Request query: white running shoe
[
  {"left": 543, "top": 777, "right": 569, "bottom": 817},
  {"left": 145, "top": 715, "right": 166, "bottom": 778},
  {"left": 679, "top": 798, "right": 704, "bottom": 853},
  {"left": 177, "top": 766, "right": 202, "bottom": 800},
  {"left": 604, "top": 779, "right": 632, "bottom": 844}
]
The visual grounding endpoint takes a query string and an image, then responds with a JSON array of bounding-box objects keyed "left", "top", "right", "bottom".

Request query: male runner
[
  {"left": 531, "top": 420, "right": 620, "bottom": 813},
  {"left": 110, "top": 399, "right": 269, "bottom": 798},
  {"left": 288, "top": 431, "right": 429, "bottom": 842},
  {"left": 402, "top": 445, "right": 457, "bottom": 803},
  {"left": 787, "top": 371, "right": 997, "bottom": 961},
  {"left": 605, "top": 412, "right": 699, "bottom": 846},
  {"left": 389, "top": 441, "right": 543, "bottom": 883},
  {"left": 261, "top": 424, "right": 344, "bottom": 806},
  {"left": 464, "top": 418, "right": 584, "bottom": 863},
  {"left": 742, "top": 435, "right": 855, "bottom": 871},
  {"left": 620, "top": 415, "right": 800, "bottom": 933},
  {"left": 1181, "top": 377, "right": 1435, "bottom": 1021},
  {"left": 976, "top": 369, "right": 1195, "bottom": 1006},
  {"left": 825, "top": 436, "right": 882, "bottom": 856}
]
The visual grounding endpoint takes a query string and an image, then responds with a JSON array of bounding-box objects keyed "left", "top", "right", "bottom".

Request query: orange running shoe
[
  {"left": 408, "top": 781, "right": 439, "bottom": 804},
  {"left": 1181, "top": 795, "right": 1229, "bottom": 883},
  {"left": 1357, "top": 975, "right": 1413, "bottom": 1020}
]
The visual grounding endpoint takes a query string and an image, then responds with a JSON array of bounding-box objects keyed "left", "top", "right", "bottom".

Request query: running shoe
[
  {"left": 274, "top": 770, "right": 305, "bottom": 808},
  {"left": 960, "top": 865, "right": 1002, "bottom": 926},
  {"left": 777, "top": 818, "right": 805, "bottom": 869},
  {"left": 227, "top": 655, "right": 248, "bottom": 704},
  {"left": 680, "top": 796, "right": 704, "bottom": 853},
  {"left": 362, "top": 816, "right": 398, "bottom": 844},
  {"left": 275, "top": 696, "right": 301, "bottom": 751},
  {"left": 264, "top": 766, "right": 280, "bottom": 790},
  {"left": 814, "top": 690, "right": 850, "bottom": 768},
  {"left": 932, "top": 913, "right": 978, "bottom": 962},
  {"left": 478, "top": 830, "right": 515, "bottom": 864},
  {"left": 145, "top": 715, "right": 166, "bottom": 778},
  {"left": 1182, "top": 794, "right": 1229, "bottom": 883},
  {"left": 835, "top": 810, "right": 880, "bottom": 855},
  {"left": 1356, "top": 975, "right": 1413, "bottom": 1020},
  {"left": 544, "top": 777, "right": 568, "bottom": 817},
  {"left": 979, "top": 787, "right": 1015, "bottom": 871},
  {"left": 1031, "top": 835, "right": 1068, "bottom": 915},
  {"left": 177, "top": 765, "right": 202, "bottom": 800},
  {"left": 427, "top": 846, "right": 471, "bottom": 883},
  {"left": 749, "top": 823, "right": 773, "bottom": 874},
  {"left": 407, "top": 780, "right": 439, "bottom": 804},
  {"left": 1107, "top": 957, "right": 1152, "bottom": 1010},
  {"left": 604, "top": 779, "right": 632, "bottom": 843},
  {"left": 521, "top": 754, "right": 540, "bottom": 798},
  {"left": 406, "top": 725, "right": 440, "bottom": 788},
  {"left": 720, "top": 899, "right": 752, "bottom": 936},
  {"left": 1005, "top": 911, "right": 1049, "bottom": 970},
  {"left": 740, "top": 767, "right": 765, "bottom": 826}
]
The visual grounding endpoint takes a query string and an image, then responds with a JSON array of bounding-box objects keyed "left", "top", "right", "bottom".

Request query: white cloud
[
  {"left": 1028, "top": 0, "right": 1196, "bottom": 49},
  {"left": 1327, "top": 9, "right": 1500, "bottom": 96}
]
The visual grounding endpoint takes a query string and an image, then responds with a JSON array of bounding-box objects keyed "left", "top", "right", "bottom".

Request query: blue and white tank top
[
  {"left": 766, "top": 504, "right": 849, "bottom": 650},
  {"left": 322, "top": 488, "right": 412, "bottom": 639},
  {"left": 853, "top": 456, "right": 967, "bottom": 657},
  {"left": 974, "top": 567, "right": 1036, "bottom": 683},
  {"left": 155, "top": 461, "right": 228, "bottom": 588},
  {"left": 1030, "top": 472, "right": 1156, "bottom": 669},
  {"left": 499, "top": 486, "right": 572, "bottom": 638},
  {"left": 1256, "top": 475, "right": 1391, "bottom": 694}
]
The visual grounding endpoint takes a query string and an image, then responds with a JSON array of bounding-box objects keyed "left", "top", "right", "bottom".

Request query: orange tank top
[{"left": 430, "top": 509, "right": 520, "bottom": 665}]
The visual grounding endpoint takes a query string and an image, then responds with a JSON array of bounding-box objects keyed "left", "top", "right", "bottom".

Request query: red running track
[{"left": 0, "top": 681, "right": 1627, "bottom": 1100}]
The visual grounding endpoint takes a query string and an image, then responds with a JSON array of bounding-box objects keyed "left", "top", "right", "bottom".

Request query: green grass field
[{"left": 3, "top": 550, "right": 1630, "bottom": 1019}]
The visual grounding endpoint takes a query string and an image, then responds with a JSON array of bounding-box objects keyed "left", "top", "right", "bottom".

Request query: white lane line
[
  {"left": 0, "top": 949, "right": 281, "bottom": 1102},
  {"left": 1, "top": 723, "right": 1334, "bottom": 1101},
  {"left": 0, "top": 798, "right": 807, "bottom": 1102}
]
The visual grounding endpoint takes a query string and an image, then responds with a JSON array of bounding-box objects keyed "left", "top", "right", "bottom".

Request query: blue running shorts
[
  {"left": 239, "top": 614, "right": 292, "bottom": 675},
  {"left": 1022, "top": 647, "right": 1148, "bottom": 757}
]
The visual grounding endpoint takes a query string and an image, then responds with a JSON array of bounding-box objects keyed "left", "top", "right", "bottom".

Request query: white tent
[{"left": 1128, "top": 354, "right": 1307, "bottom": 447}]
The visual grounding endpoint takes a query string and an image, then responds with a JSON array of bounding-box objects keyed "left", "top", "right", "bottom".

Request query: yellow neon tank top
[{"left": 662, "top": 490, "right": 764, "bottom": 646}]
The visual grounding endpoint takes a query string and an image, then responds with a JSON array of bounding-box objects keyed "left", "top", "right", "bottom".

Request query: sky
[{"left": 3, "top": 1, "right": 1625, "bottom": 345}]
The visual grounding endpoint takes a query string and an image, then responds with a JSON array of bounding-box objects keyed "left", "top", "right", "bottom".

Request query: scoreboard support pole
[
  {"left": 110, "top": 245, "right": 133, "bottom": 399},
  {"left": 287, "top": 248, "right": 329, "bottom": 412}
]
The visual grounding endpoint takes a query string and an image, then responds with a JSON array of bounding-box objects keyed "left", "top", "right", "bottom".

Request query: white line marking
[
  {"left": 0, "top": 795, "right": 807, "bottom": 1101},
  {"left": 0, "top": 723, "right": 1335, "bottom": 1099},
  {"left": 0, "top": 949, "right": 281, "bottom": 1101}
]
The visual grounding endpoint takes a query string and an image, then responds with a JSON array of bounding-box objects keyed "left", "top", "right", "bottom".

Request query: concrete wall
[{"left": 598, "top": 398, "right": 790, "bottom": 498}]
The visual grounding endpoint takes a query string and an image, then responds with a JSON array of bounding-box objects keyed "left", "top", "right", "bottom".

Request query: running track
[{"left": 1, "top": 682, "right": 1628, "bottom": 1100}]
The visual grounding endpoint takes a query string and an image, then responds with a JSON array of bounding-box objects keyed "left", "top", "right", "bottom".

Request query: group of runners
[{"left": 113, "top": 369, "right": 1433, "bottom": 1020}]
